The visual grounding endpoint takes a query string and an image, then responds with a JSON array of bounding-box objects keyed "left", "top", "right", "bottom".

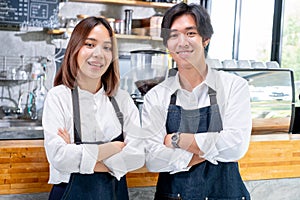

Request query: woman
[
  {"left": 142, "top": 3, "right": 251, "bottom": 200},
  {"left": 43, "top": 16, "right": 144, "bottom": 200}
]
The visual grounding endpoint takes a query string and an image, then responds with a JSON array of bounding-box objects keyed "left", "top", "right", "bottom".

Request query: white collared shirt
[
  {"left": 43, "top": 85, "right": 145, "bottom": 184},
  {"left": 142, "top": 67, "right": 252, "bottom": 173}
]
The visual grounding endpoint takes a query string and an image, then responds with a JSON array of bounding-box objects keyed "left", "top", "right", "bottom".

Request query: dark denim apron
[
  {"left": 48, "top": 87, "right": 129, "bottom": 200},
  {"left": 154, "top": 88, "right": 250, "bottom": 200}
]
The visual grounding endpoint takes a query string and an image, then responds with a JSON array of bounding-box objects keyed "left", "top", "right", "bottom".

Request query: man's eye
[
  {"left": 169, "top": 33, "right": 179, "bottom": 39},
  {"left": 187, "top": 32, "right": 197, "bottom": 37}
]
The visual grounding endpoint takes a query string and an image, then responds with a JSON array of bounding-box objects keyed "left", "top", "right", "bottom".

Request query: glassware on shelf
[{"left": 33, "top": 74, "right": 48, "bottom": 120}]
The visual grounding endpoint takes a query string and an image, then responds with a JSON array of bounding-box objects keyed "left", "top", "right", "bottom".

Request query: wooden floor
[{"left": 1, "top": 134, "right": 300, "bottom": 195}]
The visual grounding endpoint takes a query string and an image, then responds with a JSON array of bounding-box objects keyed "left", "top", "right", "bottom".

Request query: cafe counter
[{"left": 0, "top": 134, "right": 300, "bottom": 195}]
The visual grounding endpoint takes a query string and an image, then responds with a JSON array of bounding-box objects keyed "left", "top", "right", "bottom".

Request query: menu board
[{"left": 0, "top": 0, "right": 59, "bottom": 30}]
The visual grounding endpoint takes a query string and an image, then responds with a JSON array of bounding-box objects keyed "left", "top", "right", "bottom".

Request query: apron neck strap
[
  {"left": 71, "top": 87, "right": 124, "bottom": 145},
  {"left": 169, "top": 87, "right": 218, "bottom": 105}
]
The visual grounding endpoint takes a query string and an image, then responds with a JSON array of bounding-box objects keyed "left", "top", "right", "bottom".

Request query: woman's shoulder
[
  {"left": 113, "top": 88, "right": 133, "bottom": 103},
  {"left": 47, "top": 85, "right": 71, "bottom": 98}
]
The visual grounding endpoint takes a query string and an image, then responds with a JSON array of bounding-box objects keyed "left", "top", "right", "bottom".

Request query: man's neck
[{"left": 178, "top": 65, "right": 207, "bottom": 91}]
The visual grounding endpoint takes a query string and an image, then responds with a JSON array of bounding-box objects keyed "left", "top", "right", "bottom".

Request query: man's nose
[{"left": 177, "top": 33, "right": 189, "bottom": 46}]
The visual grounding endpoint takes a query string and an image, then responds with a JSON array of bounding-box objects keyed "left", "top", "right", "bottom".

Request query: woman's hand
[
  {"left": 97, "top": 141, "right": 125, "bottom": 161},
  {"left": 58, "top": 128, "right": 70, "bottom": 144}
]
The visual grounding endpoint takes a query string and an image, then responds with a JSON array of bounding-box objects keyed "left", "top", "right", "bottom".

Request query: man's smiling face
[{"left": 167, "top": 14, "right": 207, "bottom": 70}]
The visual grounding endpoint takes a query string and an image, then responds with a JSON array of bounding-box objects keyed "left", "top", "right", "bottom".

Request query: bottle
[
  {"left": 115, "top": 19, "right": 125, "bottom": 34},
  {"left": 124, "top": 9, "right": 133, "bottom": 35},
  {"left": 150, "top": 12, "right": 163, "bottom": 37},
  {"left": 107, "top": 18, "right": 116, "bottom": 32},
  {"left": 33, "top": 74, "right": 48, "bottom": 120}
]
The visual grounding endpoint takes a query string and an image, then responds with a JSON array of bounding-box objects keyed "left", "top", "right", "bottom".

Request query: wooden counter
[{"left": 1, "top": 134, "right": 300, "bottom": 195}]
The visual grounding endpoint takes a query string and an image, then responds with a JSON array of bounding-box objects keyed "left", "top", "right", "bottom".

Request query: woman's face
[
  {"left": 167, "top": 14, "right": 208, "bottom": 69},
  {"left": 77, "top": 24, "right": 112, "bottom": 83}
]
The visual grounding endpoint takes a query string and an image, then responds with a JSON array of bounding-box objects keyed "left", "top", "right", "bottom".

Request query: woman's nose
[{"left": 92, "top": 46, "right": 103, "bottom": 57}]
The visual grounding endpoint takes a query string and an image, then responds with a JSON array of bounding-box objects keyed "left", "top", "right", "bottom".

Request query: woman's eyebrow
[
  {"left": 85, "top": 38, "right": 112, "bottom": 44},
  {"left": 86, "top": 37, "right": 96, "bottom": 41}
]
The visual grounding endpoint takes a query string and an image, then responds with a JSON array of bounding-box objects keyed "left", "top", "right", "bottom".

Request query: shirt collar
[
  {"left": 204, "top": 65, "right": 219, "bottom": 91},
  {"left": 172, "top": 65, "right": 218, "bottom": 92},
  {"left": 77, "top": 85, "right": 105, "bottom": 98}
]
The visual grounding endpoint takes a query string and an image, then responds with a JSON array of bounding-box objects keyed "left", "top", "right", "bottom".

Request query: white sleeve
[
  {"left": 195, "top": 78, "right": 252, "bottom": 164},
  {"left": 43, "top": 89, "right": 98, "bottom": 174},
  {"left": 103, "top": 92, "right": 145, "bottom": 179}
]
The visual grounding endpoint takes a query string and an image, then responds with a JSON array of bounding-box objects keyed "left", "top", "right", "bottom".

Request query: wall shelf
[
  {"left": 115, "top": 33, "right": 162, "bottom": 41},
  {"left": 69, "top": 0, "right": 175, "bottom": 8},
  {"left": 47, "top": 29, "right": 163, "bottom": 41}
]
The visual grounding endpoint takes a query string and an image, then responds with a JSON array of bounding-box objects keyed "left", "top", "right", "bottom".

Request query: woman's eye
[
  {"left": 84, "top": 42, "right": 95, "bottom": 48},
  {"left": 103, "top": 45, "right": 112, "bottom": 51}
]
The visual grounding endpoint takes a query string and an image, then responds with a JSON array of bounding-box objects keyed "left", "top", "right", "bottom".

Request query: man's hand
[{"left": 94, "top": 161, "right": 110, "bottom": 172}]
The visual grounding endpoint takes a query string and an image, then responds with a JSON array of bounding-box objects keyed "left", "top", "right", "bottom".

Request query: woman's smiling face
[
  {"left": 167, "top": 14, "right": 206, "bottom": 69},
  {"left": 77, "top": 24, "right": 113, "bottom": 82}
]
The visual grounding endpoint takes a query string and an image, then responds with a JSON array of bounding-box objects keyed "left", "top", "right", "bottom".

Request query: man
[{"left": 142, "top": 3, "right": 251, "bottom": 199}]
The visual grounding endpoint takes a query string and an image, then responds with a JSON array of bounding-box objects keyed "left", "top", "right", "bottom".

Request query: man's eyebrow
[
  {"left": 170, "top": 26, "right": 197, "bottom": 32},
  {"left": 186, "top": 26, "right": 197, "bottom": 30}
]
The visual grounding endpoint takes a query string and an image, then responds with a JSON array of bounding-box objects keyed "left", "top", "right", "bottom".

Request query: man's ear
[{"left": 203, "top": 38, "right": 211, "bottom": 48}]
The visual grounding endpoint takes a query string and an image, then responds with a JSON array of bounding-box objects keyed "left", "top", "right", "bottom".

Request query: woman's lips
[{"left": 88, "top": 61, "right": 103, "bottom": 68}]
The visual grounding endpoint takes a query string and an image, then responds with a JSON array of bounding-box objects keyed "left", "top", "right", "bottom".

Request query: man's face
[{"left": 167, "top": 14, "right": 207, "bottom": 70}]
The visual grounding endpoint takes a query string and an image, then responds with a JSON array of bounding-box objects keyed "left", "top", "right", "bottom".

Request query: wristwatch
[{"left": 171, "top": 132, "right": 181, "bottom": 148}]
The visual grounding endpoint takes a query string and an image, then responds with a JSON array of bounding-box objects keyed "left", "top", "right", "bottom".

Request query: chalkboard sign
[{"left": 0, "top": 0, "right": 59, "bottom": 30}]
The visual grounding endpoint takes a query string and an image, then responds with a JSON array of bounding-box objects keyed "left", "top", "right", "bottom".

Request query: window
[
  {"left": 209, "top": 0, "right": 235, "bottom": 60},
  {"left": 281, "top": 0, "right": 300, "bottom": 105},
  {"left": 239, "top": 0, "right": 274, "bottom": 61},
  {"left": 208, "top": 0, "right": 275, "bottom": 62}
]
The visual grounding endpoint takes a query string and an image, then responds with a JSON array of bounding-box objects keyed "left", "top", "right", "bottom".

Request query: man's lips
[{"left": 176, "top": 50, "right": 193, "bottom": 57}]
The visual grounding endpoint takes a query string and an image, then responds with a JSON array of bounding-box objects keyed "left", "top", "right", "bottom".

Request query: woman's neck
[{"left": 76, "top": 74, "right": 101, "bottom": 94}]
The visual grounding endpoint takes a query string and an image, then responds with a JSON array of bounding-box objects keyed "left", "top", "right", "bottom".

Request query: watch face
[{"left": 171, "top": 134, "right": 177, "bottom": 141}]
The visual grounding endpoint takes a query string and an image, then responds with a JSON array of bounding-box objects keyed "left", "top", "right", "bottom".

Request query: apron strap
[
  {"left": 109, "top": 96, "right": 124, "bottom": 133},
  {"left": 71, "top": 87, "right": 124, "bottom": 145},
  {"left": 71, "top": 86, "right": 82, "bottom": 145},
  {"left": 169, "top": 92, "right": 177, "bottom": 105},
  {"left": 208, "top": 87, "right": 217, "bottom": 105}
]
